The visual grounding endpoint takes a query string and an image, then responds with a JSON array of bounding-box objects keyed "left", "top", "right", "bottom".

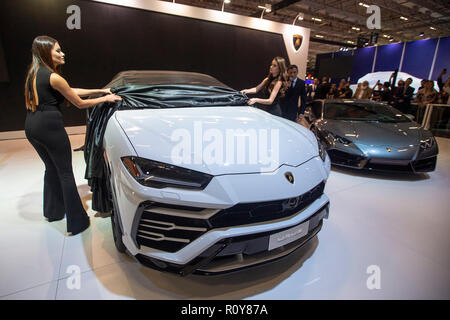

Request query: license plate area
[{"left": 268, "top": 220, "right": 310, "bottom": 251}]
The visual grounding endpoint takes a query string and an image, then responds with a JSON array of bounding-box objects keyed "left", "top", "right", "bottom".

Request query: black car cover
[{"left": 84, "top": 81, "right": 248, "bottom": 213}]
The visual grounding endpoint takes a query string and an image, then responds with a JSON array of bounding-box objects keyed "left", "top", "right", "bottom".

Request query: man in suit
[
  {"left": 316, "top": 76, "right": 332, "bottom": 99},
  {"left": 307, "top": 77, "right": 320, "bottom": 102},
  {"left": 280, "top": 65, "right": 306, "bottom": 122}
]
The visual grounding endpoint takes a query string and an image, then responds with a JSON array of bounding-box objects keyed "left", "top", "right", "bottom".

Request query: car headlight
[
  {"left": 326, "top": 132, "right": 352, "bottom": 145},
  {"left": 420, "top": 137, "right": 435, "bottom": 150},
  {"left": 317, "top": 140, "right": 327, "bottom": 162},
  {"left": 121, "top": 156, "right": 213, "bottom": 190}
]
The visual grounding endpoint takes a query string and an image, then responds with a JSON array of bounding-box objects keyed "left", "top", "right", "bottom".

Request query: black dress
[
  {"left": 256, "top": 82, "right": 282, "bottom": 117},
  {"left": 24, "top": 66, "right": 89, "bottom": 233}
]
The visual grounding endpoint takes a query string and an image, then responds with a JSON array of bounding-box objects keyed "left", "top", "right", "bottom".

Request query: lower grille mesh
[{"left": 134, "top": 181, "right": 325, "bottom": 252}]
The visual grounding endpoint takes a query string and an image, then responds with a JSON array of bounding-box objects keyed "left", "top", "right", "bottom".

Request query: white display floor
[{"left": 0, "top": 134, "right": 449, "bottom": 300}]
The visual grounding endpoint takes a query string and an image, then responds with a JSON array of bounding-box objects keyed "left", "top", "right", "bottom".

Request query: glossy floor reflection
[{"left": 0, "top": 134, "right": 449, "bottom": 299}]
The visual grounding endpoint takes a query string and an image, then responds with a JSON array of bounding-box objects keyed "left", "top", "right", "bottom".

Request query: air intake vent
[
  {"left": 133, "top": 182, "right": 325, "bottom": 252},
  {"left": 136, "top": 209, "right": 209, "bottom": 252}
]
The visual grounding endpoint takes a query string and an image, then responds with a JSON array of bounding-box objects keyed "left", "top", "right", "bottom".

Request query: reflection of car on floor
[
  {"left": 100, "top": 71, "right": 331, "bottom": 276},
  {"left": 305, "top": 99, "right": 438, "bottom": 173}
]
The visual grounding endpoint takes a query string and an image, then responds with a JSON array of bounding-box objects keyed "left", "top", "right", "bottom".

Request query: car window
[{"left": 323, "top": 102, "right": 411, "bottom": 123}]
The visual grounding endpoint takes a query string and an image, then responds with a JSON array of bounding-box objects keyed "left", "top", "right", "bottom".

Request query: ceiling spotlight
[
  {"left": 221, "top": 0, "right": 230, "bottom": 11},
  {"left": 257, "top": 4, "right": 271, "bottom": 13},
  {"left": 352, "top": 26, "right": 360, "bottom": 31},
  {"left": 400, "top": 16, "right": 408, "bottom": 21},
  {"left": 312, "top": 17, "right": 322, "bottom": 22},
  {"left": 315, "top": 35, "right": 324, "bottom": 38},
  {"left": 359, "top": 2, "right": 370, "bottom": 8},
  {"left": 347, "top": 40, "right": 355, "bottom": 44},
  {"left": 293, "top": 13, "right": 304, "bottom": 25},
  {"left": 383, "top": 34, "right": 390, "bottom": 38},
  {"left": 389, "top": 38, "right": 394, "bottom": 42},
  {"left": 419, "top": 32, "right": 424, "bottom": 37},
  {"left": 430, "top": 26, "right": 436, "bottom": 30}
]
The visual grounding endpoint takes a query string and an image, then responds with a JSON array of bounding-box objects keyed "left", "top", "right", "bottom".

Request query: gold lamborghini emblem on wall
[{"left": 293, "top": 34, "right": 303, "bottom": 52}]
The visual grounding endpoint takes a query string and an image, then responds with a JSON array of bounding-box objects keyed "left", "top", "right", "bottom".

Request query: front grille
[
  {"left": 327, "top": 149, "right": 366, "bottom": 168},
  {"left": 209, "top": 182, "right": 325, "bottom": 228},
  {"left": 365, "top": 161, "right": 413, "bottom": 172},
  {"left": 133, "top": 181, "right": 325, "bottom": 252}
]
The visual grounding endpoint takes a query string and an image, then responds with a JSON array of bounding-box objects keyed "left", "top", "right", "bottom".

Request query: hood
[
  {"left": 114, "top": 107, "right": 318, "bottom": 175},
  {"left": 319, "top": 119, "right": 424, "bottom": 148}
]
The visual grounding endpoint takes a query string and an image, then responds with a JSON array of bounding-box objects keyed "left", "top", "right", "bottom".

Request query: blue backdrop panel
[
  {"left": 401, "top": 38, "right": 438, "bottom": 79},
  {"left": 374, "top": 43, "right": 403, "bottom": 72},
  {"left": 334, "top": 50, "right": 354, "bottom": 57},
  {"left": 430, "top": 36, "right": 450, "bottom": 81},
  {"left": 350, "top": 46, "right": 375, "bottom": 83}
]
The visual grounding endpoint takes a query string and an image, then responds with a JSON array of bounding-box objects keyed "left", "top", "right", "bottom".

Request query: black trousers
[{"left": 25, "top": 109, "right": 88, "bottom": 233}]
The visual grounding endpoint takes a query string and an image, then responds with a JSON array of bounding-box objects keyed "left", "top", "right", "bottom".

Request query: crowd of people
[
  {"left": 306, "top": 69, "right": 450, "bottom": 119},
  {"left": 240, "top": 56, "right": 449, "bottom": 125}
]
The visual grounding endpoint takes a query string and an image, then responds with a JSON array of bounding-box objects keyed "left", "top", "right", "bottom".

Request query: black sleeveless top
[
  {"left": 31, "top": 66, "right": 65, "bottom": 111},
  {"left": 256, "top": 80, "right": 281, "bottom": 113}
]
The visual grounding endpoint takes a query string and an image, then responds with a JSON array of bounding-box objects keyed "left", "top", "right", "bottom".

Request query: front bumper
[
  {"left": 132, "top": 182, "right": 326, "bottom": 253},
  {"left": 134, "top": 202, "right": 329, "bottom": 276},
  {"left": 327, "top": 148, "right": 437, "bottom": 173}
]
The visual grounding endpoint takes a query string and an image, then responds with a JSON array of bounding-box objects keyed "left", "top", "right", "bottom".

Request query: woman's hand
[
  {"left": 241, "top": 89, "right": 249, "bottom": 95},
  {"left": 102, "top": 88, "right": 113, "bottom": 95},
  {"left": 247, "top": 98, "right": 257, "bottom": 105},
  {"left": 104, "top": 94, "right": 122, "bottom": 103}
]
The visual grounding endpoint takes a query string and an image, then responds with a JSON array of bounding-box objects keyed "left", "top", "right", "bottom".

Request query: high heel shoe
[{"left": 67, "top": 217, "right": 90, "bottom": 236}]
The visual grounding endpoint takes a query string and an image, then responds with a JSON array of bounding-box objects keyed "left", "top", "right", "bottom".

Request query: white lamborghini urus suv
[{"left": 95, "top": 71, "right": 331, "bottom": 276}]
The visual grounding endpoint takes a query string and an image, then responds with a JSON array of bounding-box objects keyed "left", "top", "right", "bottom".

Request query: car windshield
[{"left": 323, "top": 102, "right": 411, "bottom": 123}]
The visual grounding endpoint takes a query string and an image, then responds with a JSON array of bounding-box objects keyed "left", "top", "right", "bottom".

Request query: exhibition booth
[{"left": 0, "top": 0, "right": 449, "bottom": 301}]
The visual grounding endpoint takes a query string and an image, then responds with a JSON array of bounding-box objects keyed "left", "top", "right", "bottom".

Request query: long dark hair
[
  {"left": 264, "top": 56, "right": 289, "bottom": 98},
  {"left": 24, "top": 36, "right": 61, "bottom": 111}
]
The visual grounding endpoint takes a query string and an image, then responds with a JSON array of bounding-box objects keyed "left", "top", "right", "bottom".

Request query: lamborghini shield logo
[
  {"left": 293, "top": 34, "right": 303, "bottom": 52},
  {"left": 386, "top": 147, "right": 391, "bottom": 152},
  {"left": 285, "top": 172, "right": 294, "bottom": 184}
]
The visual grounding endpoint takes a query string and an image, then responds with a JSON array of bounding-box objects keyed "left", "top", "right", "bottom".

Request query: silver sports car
[{"left": 305, "top": 99, "right": 438, "bottom": 173}]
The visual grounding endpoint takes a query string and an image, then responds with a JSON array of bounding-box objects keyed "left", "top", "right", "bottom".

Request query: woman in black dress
[
  {"left": 240, "top": 56, "right": 289, "bottom": 117},
  {"left": 24, "top": 36, "right": 122, "bottom": 235}
]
